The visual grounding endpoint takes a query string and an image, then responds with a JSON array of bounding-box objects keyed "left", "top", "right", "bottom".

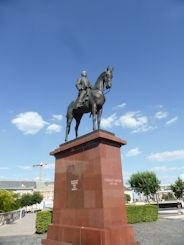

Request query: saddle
[{"left": 75, "top": 89, "right": 90, "bottom": 109}]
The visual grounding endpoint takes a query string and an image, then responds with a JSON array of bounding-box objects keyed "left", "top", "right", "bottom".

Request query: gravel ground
[
  {"left": 0, "top": 234, "right": 46, "bottom": 245},
  {"left": 133, "top": 219, "right": 184, "bottom": 245},
  {"left": 1, "top": 219, "right": 184, "bottom": 245}
]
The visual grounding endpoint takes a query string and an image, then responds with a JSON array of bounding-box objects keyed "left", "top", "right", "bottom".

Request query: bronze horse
[{"left": 65, "top": 66, "right": 113, "bottom": 142}]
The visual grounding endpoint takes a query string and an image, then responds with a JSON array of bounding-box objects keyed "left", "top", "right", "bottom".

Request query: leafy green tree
[
  {"left": 20, "top": 192, "right": 43, "bottom": 207},
  {"left": 31, "top": 192, "right": 43, "bottom": 205},
  {"left": 11, "top": 192, "right": 21, "bottom": 210},
  {"left": 20, "top": 193, "right": 33, "bottom": 207},
  {"left": 125, "top": 194, "right": 131, "bottom": 202},
  {"left": 128, "top": 171, "right": 160, "bottom": 203},
  {"left": 170, "top": 178, "right": 184, "bottom": 200},
  {"left": 0, "top": 190, "right": 21, "bottom": 213}
]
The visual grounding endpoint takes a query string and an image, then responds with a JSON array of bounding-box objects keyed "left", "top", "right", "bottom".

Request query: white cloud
[
  {"left": 132, "top": 125, "right": 155, "bottom": 134},
  {"left": 115, "top": 111, "right": 148, "bottom": 129},
  {"left": 117, "top": 103, "right": 126, "bottom": 109},
  {"left": 166, "top": 116, "right": 178, "bottom": 126},
  {"left": 101, "top": 111, "right": 153, "bottom": 134},
  {"left": 46, "top": 124, "right": 62, "bottom": 134},
  {"left": 12, "top": 112, "right": 48, "bottom": 135},
  {"left": 101, "top": 113, "right": 117, "bottom": 129},
  {"left": 0, "top": 167, "right": 9, "bottom": 170},
  {"left": 17, "top": 165, "right": 32, "bottom": 170},
  {"left": 147, "top": 150, "right": 184, "bottom": 162},
  {"left": 151, "top": 166, "right": 184, "bottom": 172},
  {"left": 52, "top": 114, "right": 63, "bottom": 121},
  {"left": 0, "top": 176, "right": 5, "bottom": 180},
  {"left": 113, "top": 102, "right": 126, "bottom": 110},
  {"left": 126, "top": 148, "right": 141, "bottom": 157},
  {"left": 155, "top": 111, "right": 168, "bottom": 119}
]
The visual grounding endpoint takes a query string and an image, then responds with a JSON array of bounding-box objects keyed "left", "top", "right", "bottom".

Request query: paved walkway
[
  {"left": 0, "top": 213, "right": 36, "bottom": 237},
  {"left": 159, "top": 208, "right": 184, "bottom": 220},
  {"left": 0, "top": 210, "right": 184, "bottom": 244},
  {"left": 0, "top": 213, "right": 43, "bottom": 245}
]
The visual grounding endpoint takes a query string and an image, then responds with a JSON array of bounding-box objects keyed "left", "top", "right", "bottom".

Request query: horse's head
[{"left": 104, "top": 66, "right": 114, "bottom": 89}]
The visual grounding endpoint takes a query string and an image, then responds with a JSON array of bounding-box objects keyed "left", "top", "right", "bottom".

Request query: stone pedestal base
[
  {"left": 42, "top": 224, "right": 140, "bottom": 245},
  {"left": 42, "top": 130, "right": 140, "bottom": 245}
]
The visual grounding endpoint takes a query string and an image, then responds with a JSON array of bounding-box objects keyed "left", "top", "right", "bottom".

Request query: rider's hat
[{"left": 81, "top": 71, "right": 87, "bottom": 77}]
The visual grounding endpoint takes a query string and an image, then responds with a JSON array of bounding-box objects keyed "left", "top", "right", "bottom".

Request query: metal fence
[{"left": 0, "top": 209, "right": 25, "bottom": 225}]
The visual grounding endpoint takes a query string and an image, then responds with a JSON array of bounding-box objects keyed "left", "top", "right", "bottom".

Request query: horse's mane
[{"left": 93, "top": 71, "right": 106, "bottom": 89}]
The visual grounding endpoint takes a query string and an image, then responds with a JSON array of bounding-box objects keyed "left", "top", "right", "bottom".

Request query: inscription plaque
[
  {"left": 71, "top": 179, "right": 79, "bottom": 191},
  {"left": 66, "top": 162, "right": 84, "bottom": 208},
  {"left": 104, "top": 178, "right": 122, "bottom": 186}
]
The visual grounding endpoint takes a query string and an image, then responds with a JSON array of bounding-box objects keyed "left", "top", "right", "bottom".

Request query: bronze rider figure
[{"left": 75, "top": 70, "right": 92, "bottom": 108}]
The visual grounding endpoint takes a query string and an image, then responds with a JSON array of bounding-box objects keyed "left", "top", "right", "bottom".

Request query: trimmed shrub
[
  {"left": 125, "top": 194, "right": 131, "bottom": 202},
  {"left": 36, "top": 210, "right": 52, "bottom": 233},
  {"left": 126, "top": 205, "right": 158, "bottom": 224},
  {"left": 35, "top": 205, "right": 158, "bottom": 233}
]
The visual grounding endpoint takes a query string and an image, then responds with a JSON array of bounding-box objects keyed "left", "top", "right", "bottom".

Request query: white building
[
  {"left": 123, "top": 186, "right": 134, "bottom": 203},
  {"left": 0, "top": 180, "right": 54, "bottom": 208}
]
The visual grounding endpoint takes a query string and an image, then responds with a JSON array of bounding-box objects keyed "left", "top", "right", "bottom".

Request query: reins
[{"left": 103, "top": 88, "right": 111, "bottom": 95}]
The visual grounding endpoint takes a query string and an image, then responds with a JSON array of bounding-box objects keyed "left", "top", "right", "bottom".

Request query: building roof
[
  {"left": 0, "top": 181, "right": 36, "bottom": 190},
  {"left": 0, "top": 181, "right": 55, "bottom": 191}
]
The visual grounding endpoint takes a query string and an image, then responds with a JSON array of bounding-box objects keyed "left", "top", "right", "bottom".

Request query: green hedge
[
  {"left": 36, "top": 210, "right": 52, "bottom": 234},
  {"left": 126, "top": 205, "right": 158, "bottom": 224},
  {"left": 35, "top": 205, "right": 158, "bottom": 233}
]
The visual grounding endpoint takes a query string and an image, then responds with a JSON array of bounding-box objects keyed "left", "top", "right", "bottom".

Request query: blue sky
[{"left": 0, "top": 0, "right": 184, "bottom": 185}]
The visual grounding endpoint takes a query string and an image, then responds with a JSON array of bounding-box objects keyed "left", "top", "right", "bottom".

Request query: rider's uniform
[{"left": 76, "top": 74, "right": 92, "bottom": 107}]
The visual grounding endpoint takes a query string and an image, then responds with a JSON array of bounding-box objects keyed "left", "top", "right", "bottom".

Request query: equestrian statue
[{"left": 65, "top": 66, "right": 114, "bottom": 142}]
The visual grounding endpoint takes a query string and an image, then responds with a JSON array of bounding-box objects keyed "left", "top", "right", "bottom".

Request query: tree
[
  {"left": 128, "top": 171, "right": 160, "bottom": 203},
  {"left": 0, "top": 190, "right": 21, "bottom": 213},
  {"left": 20, "top": 193, "right": 33, "bottom": 207},
  {"left": 20, "top": 192, "right": 43, "bottom": 208},
  {"left": 170, "top": 178, "right": 184, "bottom": 200},
  {"left": 125, "top": 194, "right": 131, "bottom": 202},
  {"left": 31, "top": 192, "right": 43, "bottom": 205}
]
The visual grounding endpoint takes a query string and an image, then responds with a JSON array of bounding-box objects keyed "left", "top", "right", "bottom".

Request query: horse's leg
[
  {"left": 75, "top": 114, "right": 83, "bottom": 138},
  {"left": 65, "top": 115, "right": 73, "bottom": 142},
  {"left": 92, "top": 103, "right": 97, "bottom": 131},
  {"left": 97, "top": 108, "right": 103, "bottom": 130}
]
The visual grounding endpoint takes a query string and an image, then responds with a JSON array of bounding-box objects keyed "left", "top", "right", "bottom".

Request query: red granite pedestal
[{"left": 42, "top": 130, "right": 140, "bottom": 245}]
